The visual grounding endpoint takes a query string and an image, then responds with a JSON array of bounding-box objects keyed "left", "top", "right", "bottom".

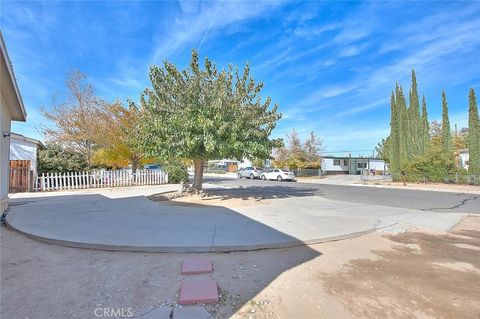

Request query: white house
[
  {"left": 9, "top": 133, "right": 44, "bottom": 175},
  {"left": 322, "top": 156, "right": 387, "bottom": 175},
  {"left": 457, "top": 149, "right": 469, "bottom": 170},
  {"left": 1, "top": 32, "right": 27, "bottom": 212}
]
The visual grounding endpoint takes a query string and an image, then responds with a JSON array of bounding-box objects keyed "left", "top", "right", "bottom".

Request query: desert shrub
[
  {"left": 405, "top": 146, "right": 456, "bottom": 183},
  {"left": 164, "top": 163, "right": 188, "bottom": 183}
]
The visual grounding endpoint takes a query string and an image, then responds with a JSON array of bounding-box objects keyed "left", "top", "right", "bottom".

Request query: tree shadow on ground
[
  {"left": 3, "top": 192, "right": 322, "bottom": 319},
  {"left": 203, "top": 184, "right": 323, "bottom": 201}
]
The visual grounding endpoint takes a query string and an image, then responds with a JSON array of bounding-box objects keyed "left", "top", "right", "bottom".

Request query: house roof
[
  {"left": 322, "top": 156, "right": 384, "bottom": 161},
  {"left": 1, "top": 31, "right": 27, "bottom": 121},
  {"left": 10, "top": 132, "right": 45, "bottom": 149}
]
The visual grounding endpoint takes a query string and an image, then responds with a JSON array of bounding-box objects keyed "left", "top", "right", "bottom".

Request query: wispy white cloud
[
  {"left": 335, "top": 99, "right": 388, "bottom": 118},
  {"left": 293, "top": 23, "right": 339, "bottom": 38},
  {"left": 151, "top": 1, "right": 283, "bottom": 62}
]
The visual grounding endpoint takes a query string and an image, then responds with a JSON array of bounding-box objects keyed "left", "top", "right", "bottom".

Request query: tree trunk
[
  {"left": 131, "top": 157, "right": 139, "bottom": 174},
  {"left": 193, "top": 159, "right": 204, "bottom": 191}
]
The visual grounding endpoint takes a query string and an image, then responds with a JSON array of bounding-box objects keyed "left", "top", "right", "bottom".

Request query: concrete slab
[
  {"left": 178, "top": 279, "right": 218, "bottom": 305},
  {"left": 173, "top": 306, "right": 213, "bottom": 319},
  {"left": 135, "top": 306, "right": 172, "bottom": 319},
  {"left": 5, "top": 186, "right": 467, "bottom": 252},
  {"left": 182, "top": 258, "right": 213, "bottom": 275}
]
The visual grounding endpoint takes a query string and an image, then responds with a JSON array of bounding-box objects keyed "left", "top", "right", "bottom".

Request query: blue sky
[{"left": 2, "top": 1, "right": 480, "bottom": 156}]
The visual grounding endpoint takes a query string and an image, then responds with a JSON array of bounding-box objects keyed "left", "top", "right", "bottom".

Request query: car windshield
[{"left": 281, "top": 168, "right": 290, "bottom": 172}]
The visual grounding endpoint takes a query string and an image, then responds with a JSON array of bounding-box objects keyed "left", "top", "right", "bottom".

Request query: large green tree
[
  {"left": 408, "top": 70, "right": 422, "bottom": 155},
  {"left": 389, "top": 90, "right": 400, "bottom": 173},
  {"left": 420, "top": 95, "right": 430, "bottom": 152},
  {"left": 138, "top": 50, "right": 282, "bottom": 190},
  {"left": 441, "top": 90, "right": 454, "bottom": 155},
  {"left": 468, "top": 88, "right": 480, "bottom": 173},
  {"left": 387, "top": 71, "right": 430, "bottom": 177}
]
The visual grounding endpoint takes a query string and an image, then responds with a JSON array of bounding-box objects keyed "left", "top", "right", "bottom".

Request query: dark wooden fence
[{"left": 9, "top": 160, "right": 32, "bottom": 193}]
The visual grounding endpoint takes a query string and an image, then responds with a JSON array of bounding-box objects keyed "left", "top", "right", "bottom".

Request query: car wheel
[
  {"left": 250, "top": 173, "right": 255, "bottom": 179},
  {"left": 277, "top": 175, "right": 283, "bottom": 181},
  {"left": 261, "top": 175, "right": 266, "bottom": 180},
  {"left": 238, "top": 173, "right": 242, "bottom": 179}
]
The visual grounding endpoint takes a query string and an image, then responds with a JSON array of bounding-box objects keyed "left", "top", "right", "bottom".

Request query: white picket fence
[{"left": 34, "top": 169, "right": 168, "bottom": 192}]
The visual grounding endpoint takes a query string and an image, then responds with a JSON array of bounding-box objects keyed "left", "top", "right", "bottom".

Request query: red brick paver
[
  {"left": 181, "top": 258, "right": 213, "bottom": 275},
  {"left": 178, "top": 279, "right": 218, "bottom": 305}
]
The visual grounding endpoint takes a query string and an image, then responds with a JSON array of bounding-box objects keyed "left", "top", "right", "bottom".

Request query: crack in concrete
[
  {"left": 209, "top": 225, "right": 217, "bottom": 252},
  {"left": 421, "top": 195, "right": 480, "bottom": 211}
]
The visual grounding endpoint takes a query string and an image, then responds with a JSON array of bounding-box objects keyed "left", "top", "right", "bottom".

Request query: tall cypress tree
[
  {"left": 389, "top": 90, "right": 400, "bottom": 173},
  {"left": 421, "top": 95, "right": 430, "bottom": 152},
  {"left": 398, "top": 85, "right": 409, "bottom": 165},
  {"left": 441, "top": 90, "right": 454, "bottom": 155},
  {"left": 468, "top": 88, "right": 480, "bottom": 173},
  {"left": 409, "top": 69, "right": 421, "bottom": 155}
]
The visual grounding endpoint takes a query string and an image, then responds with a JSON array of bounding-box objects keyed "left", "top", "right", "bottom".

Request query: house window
[
  {"left": 344, "top": 160, "right": 348, "bottom": 166},
  {"left": 357, "top": 162, "right": 367, "bottom": 169},
  {"left": 333, "top": 159, "right": 340, "bottom": 166}
]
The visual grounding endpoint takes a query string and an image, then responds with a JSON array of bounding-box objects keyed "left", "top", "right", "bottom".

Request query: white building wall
[
  {"left": 0, "top": 97, "right": 12, "bottom": 212},
  {"left": 322, "top": 158, "right": 348, "bottom": 173},
  {"left": 459, "top": 152, "right": 469, "bottom": 169},
  {"left": 368, "top": 159, "right": 386, "bottom": 171},
  {"left": 10, "top": 137, "right": 39, "bottom": 174}
]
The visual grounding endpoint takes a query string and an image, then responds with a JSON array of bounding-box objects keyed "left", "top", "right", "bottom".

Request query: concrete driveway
[{"left": 5, "top": 182, "right": 470, "bottom": 252}]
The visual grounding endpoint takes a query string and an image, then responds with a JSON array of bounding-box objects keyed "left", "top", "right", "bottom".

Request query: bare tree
[{"left": 41, "top": 70, "right": 103, "bottom": 165}]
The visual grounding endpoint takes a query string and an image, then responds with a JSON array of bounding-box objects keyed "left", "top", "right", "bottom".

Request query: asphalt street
[{"left": 203, "top": 176, "right": 480, "bottom": 214}]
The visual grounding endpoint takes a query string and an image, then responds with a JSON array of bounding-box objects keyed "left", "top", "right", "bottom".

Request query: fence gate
[{"left": 9, "top": 160, "right": 32, "bottom": 193}]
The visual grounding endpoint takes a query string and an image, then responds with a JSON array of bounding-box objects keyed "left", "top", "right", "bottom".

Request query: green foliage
[
  {"left": 137, "top": 49, "right": 282, "bottom": 190},
  {"left": 375, "top": 137, "right": 390, "bottom": 162},
  {"left": 92, "top": 101, "right": 145, "bottom": 172},
  {"left": 387, "top": 70, "right": 459, "bottom": 180},
  {"left": 408, "top": 70, "right": 422, "bottom": 155},
  {"left": 389, "top": 90, "right": 400, "bottom": 173},
  {"left": 405, "top": 144, "right": 456, "bottom": 183},
  {"left": 251, "top": 158, "right": 265, "bottom": 167},
  {"left": 468, "top": 88, "right": 480, "bottom": 174},
  {"left": 273, "top": 129, "right": 322, "bottom": 169},
  {"left": 38, "top": 144, "right": 89, "bottom": 173},
  {"left": 441, "top": 90, "right": 454, "bottom": 155},
  {"left": 164, "top": 163, "right": 189, "bottom": 183},
  {"left": 420, "top": 95, "right": 430, "bottom": 152}
]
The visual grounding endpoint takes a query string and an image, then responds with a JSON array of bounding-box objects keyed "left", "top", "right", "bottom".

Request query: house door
[
  {"left": 9, "top": 160, "right": 32, "bottom": 193},
  {"left": 349, "top": 161, "right": 357, "bottom": 175}
]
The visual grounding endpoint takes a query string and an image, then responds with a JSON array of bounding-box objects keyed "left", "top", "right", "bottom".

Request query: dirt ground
[{"left": 1, "top": 216, "right": 479, "bottom": 319}]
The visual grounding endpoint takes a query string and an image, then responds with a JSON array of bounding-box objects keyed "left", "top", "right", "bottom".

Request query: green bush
[
  {"left": 164, "top": 163, "right": 188, "bottom": 183},
  {"left": 405, "top": 146, "right": 456, "bottom": 183},
  {"left": 38, "top": 144, "right": 89, "bottom": 173}
]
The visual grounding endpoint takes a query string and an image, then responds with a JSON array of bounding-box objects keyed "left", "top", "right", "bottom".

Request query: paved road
[{"left": 203, "top": 176, "right": 480, "bottom": 214}]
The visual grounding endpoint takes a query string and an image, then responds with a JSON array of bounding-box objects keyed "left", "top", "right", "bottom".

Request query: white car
[
  {"left": 260, "top": 168, "right": 296, "bottom": 181},
  {"left": 238, "top": 166, "right": 264, "bottom": 179}
]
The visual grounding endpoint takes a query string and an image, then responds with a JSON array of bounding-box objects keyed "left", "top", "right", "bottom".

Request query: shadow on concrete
[
  {"left": 3, "top": 192, "right": 322, "bottom": 318},
  {"left": 204, "top": 184, "right": 323, "bottom": 201}
]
